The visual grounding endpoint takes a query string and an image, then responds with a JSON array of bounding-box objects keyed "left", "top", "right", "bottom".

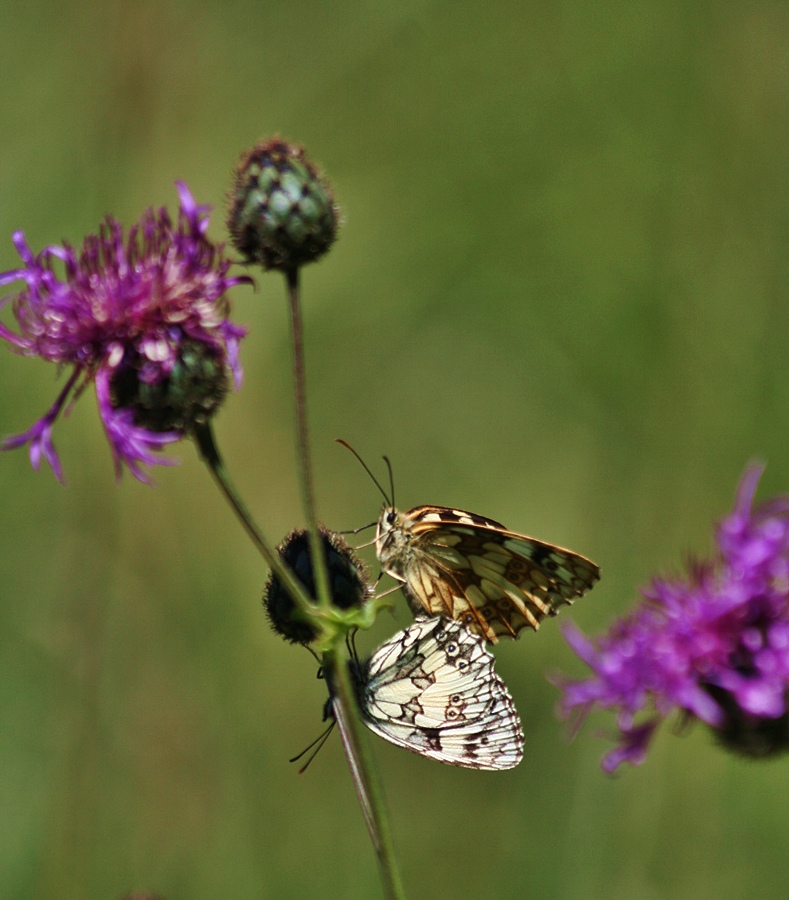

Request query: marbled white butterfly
[
  {"left": 339, "top": 442, "right": 600, "bottom": 643},
  {"left": 348, "top": 616, "right": 524, "bottom": 770}
]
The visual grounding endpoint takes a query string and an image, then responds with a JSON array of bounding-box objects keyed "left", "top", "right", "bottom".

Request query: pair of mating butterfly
[{"left": 308, "top": 445, "right": 600, "bottom": 771}]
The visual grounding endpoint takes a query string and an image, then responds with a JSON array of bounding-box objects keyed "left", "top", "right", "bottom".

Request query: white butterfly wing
[{"left": 359, "top": 617, "right": 524, "bottom": 770}]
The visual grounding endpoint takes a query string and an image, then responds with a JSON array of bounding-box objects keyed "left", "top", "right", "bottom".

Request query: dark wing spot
[
  {"left": 528, "top": 544, "right": 554, "bottom": 568},
  {"left": 421, "top": 728, "right": 443, "bottom": 751}
]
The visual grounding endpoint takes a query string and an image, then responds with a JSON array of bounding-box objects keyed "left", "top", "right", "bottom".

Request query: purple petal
[
  {"left": 601, "top": 719, "right": 658, "bottom": 773},
  {"left": 0, "top": 367, "right": 83, "bottom": 483},
  {"left": 220, "top": 321, "right": 248, "bottom": 389},
  {"left": 2, "top": 415, "right": 64, "bottom": 484}
]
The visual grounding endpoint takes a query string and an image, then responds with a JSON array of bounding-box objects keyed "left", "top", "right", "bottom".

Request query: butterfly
[
  {"left": 346, "top": 616, "right": 524, "bottom": 770},
  {"left": 337, "top": 441, "right": 600, "bottom": 643},
  {"left": 375, "top": 504, "right": 600, "bottom": 643}
]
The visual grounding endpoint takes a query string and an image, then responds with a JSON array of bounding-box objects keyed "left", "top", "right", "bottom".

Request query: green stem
[
  {"left": 285, "top": 267, "right": 332, "bottom": 611},
  {"left": 192, "top": 420, "right": 314, "bottom": 614},
  {"left": 195, "top": 421, "right": 407, "bottom": 892},
  {"left": 325, "top": 649, "right": 407, "bottom": 900}
]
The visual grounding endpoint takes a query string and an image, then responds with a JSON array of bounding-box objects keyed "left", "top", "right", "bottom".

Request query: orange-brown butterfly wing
[{"left": 399, "top": 507, "right": 599, "bottom": 643}]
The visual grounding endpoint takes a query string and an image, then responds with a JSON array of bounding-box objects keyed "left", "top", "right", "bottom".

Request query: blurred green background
[{"left": 2, "top": 1, "right": 789, "bottom": 898}]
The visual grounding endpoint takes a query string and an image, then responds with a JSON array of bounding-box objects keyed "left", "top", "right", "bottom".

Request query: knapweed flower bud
[
  {"left": 0, "top": 183, "right": 250, "bottom": 483},
  {"left": 227, "top": 138, "right": 339, "bottom": 271},
  {"left": 109, "top": 336, "right": 230, "bottom": 434},
  {"left": 264, "top": 527, "right": 370, "bottom": 645}
]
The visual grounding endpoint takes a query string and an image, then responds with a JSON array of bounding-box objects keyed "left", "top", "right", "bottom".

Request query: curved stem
[
  {"left": 286, "top": 267, "right": 332, "bottom": 610},
  {"left": 325, "top": 649, "right": 406, "bottom": 900},
  {"left": 192, "top": 420, "right": 314, "bottom": 613}
]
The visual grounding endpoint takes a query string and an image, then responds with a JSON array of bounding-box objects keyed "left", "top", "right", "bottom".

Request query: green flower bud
[
  {"left": 227, "top": 138, "right": 339, "bottom": 271},
  {"left": 110, "top": 334, "right": 230, "bottom": 434}
]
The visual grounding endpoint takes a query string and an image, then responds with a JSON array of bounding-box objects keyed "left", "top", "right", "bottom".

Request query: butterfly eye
[{"left": 386, "top": 511, "right": 396, "bottom": 525}]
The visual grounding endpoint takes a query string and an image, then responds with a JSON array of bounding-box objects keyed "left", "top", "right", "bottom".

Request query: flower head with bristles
[
  {"left": 556, "top": 464, "right": 789, "bottom": 771},
  {"left": 227, "top": 138, "right": 339, "bottom": 272},
  {"left": 0, "top": 183, "right": 251, "bottom": 483},
  {"left": 264, "top": 527, "right": 372, "bottom": 647}
]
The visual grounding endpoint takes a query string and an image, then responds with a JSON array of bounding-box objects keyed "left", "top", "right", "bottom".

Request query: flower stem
[
  {"left": 325, "top": 648, "right": 407, "bottom": 900},
  {"left": 285, "top": 267, "right": 332, "bottom": 610},
  {"left": 195, "top": 408, "right": 406, "bottom": 896},
  {"left": 284, "top": 268, "right": 405, "bottom": 898},
  {"left": 194, "top": 421, "right": 406, "bottom": 890},
  {"left": 192, "top": 420, "right": 314, "bottom": 613}
]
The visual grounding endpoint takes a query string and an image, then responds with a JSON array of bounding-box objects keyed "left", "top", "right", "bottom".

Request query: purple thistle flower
[
  {"left": 0, "top": 183, "right": 251, "bottom": 483},
  {"left": 556, "top": 464, "right": 789, "bottom": 772}
]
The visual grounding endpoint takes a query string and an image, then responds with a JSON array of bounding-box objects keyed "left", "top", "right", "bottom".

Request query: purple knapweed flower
[
  {"left": 556, "top": 464, "right": 789, "bottom": 772},
  {"left": 0, "top": 183, "right": 251, "bottom": 483}
]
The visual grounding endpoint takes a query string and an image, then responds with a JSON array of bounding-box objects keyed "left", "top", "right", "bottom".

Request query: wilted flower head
[
  {"left": 556, "top": 464, "right": 789, "bottom": 772},
  {"left": 264, "top": 527, "right": 371, "bottom": 646},
  {"left": 0, "top": 183, "right": 251, "bottom": 482}
]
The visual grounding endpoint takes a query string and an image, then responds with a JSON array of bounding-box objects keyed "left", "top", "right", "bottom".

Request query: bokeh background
[{"left": 2, "top": 2, "right": 789, "bottom": 898}]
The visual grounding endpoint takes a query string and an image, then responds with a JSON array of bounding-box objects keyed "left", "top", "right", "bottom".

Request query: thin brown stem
[
  {"left": 192, "top": 421, "right": 314, "bottom": 613},
  {"left": 286, "top": 267, "right": 332, "bottom": 610},
  {"left": 284, "top": 267, "right": 405, "bottom": 897}
]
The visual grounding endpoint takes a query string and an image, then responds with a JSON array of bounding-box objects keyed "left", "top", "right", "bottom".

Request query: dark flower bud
[
  {"left": 227, "top": 138, "right": 339, "bottom": 271},
  {"left": 703, "top": 683, "right": 789, "bottom": 759},
  {"left": 264, "top": 527, "right": 370, "bottom": 645},
  {"left": 109, "top": 333, "right": 230, "bottom": 434}
]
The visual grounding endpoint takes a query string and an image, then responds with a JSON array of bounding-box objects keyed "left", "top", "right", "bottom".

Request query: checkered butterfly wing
[
  {"left": 376, "top": 506, "right": 600, "bottom": 643},
  {"left": 358, "top": 616, "right": 524, "bottom": 770}
]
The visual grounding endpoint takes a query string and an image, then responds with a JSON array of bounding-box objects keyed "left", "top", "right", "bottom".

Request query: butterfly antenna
[
  {"left": 336, "top": 439, "right": 392, "bottom": 506},
  {"left": 289, "top": 720, "right": 336, "bottom": 774},
  {"left": 382, "top": 455, "right": 395, "bottom": 510}
]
